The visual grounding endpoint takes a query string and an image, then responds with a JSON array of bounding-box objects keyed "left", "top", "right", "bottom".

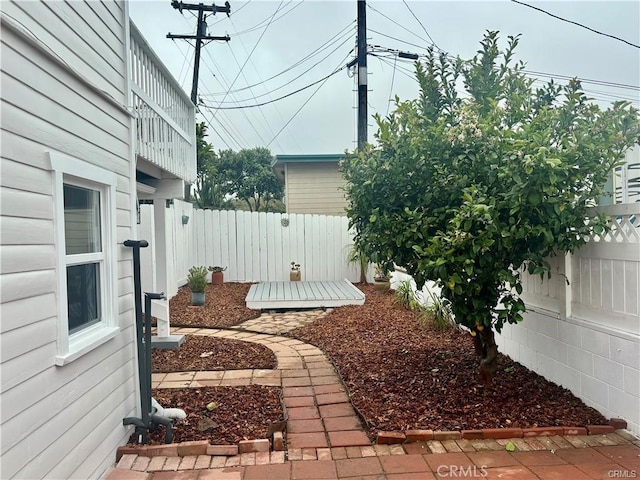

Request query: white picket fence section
[
  {"left": 139, "top": 200, "right": 359, "bottom": 298},
  {"left": 520, "top": 204, "right": 640, "bottom": 334}
]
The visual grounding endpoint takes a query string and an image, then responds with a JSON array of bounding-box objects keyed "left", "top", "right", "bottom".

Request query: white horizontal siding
[
  {"left": 0, "top": 245, "right": 56, "bottom": 274},
  {"left": 0, "top": 293, "right": 56, "bottom": 333},
  {"left": 0, "top": 10, "right": 136, "bottom": 480},
  {"left": 0, "top": 187, "right": 53, "bottom": 219},
  {"left": 286, "top": 163, "right": 348, "bottom": 216},
  {"left": 0, "top": 0, "right": 126, "bottom": 102},
  {"left": 0, "top": 316, "right": 56, "bottom": 363},
  {"left": 3, "top": 338, "right": 136, "bottom": 479}
]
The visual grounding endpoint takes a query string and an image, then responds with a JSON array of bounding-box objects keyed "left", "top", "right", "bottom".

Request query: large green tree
[
  {"left": 220, "top": 147, "right": 284, "bottom": 212},
  {"left": 193, "top": 122, "right": 235, "bottom": 210},
  {"left": 343, "top": 32, "right": 639, "bottom": 383}
]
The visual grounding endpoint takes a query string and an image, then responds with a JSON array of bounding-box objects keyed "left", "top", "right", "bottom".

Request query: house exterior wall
[
  {"left": 1, "top": 2, "right": 137, "bottom": 479},
  {"left": 285, "top": 162, "right": 348, "bottom": 216}
]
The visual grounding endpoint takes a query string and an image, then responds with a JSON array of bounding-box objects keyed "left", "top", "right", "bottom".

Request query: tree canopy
[
  {"left": 193, "top": 123, "right": 284, "bottom": 212},
  {"left": 342, "top": 31, "right": 639, "bottom": 383}
]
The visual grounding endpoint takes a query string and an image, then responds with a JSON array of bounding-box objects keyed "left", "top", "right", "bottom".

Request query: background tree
[
  {"left": 193, "top": 123, "right": 234, "bottom": 210},
  {"left": 221, "top": 147, "right": 284, "bottom": 212},
  {"left": 343, "top": 31, "right": 639, "bottom": 384}
]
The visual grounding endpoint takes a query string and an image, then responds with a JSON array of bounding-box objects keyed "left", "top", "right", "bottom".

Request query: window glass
[
  {"left": 63, "top": 184, "right": 102, "bottom": 254},
  {"left": 66, "top": 263, "right": 101, "bottom": 334}
]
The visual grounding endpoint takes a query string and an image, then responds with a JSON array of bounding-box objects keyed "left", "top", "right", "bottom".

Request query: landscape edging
[{"left": 376, "top": 418, "right": 627, "bottom": 444}]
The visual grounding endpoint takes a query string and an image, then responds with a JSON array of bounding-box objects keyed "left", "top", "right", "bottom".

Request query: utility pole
[
  {"left": 167, "top": 1, "right": 231, "bottom": 106},
  {"left": 357, "top": 0, "right": 367, "bottom": 150}
]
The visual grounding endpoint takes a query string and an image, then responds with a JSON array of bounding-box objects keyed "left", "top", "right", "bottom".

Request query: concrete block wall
[{"left": 496, "top": 307, "right": 640, "bottom": 437}]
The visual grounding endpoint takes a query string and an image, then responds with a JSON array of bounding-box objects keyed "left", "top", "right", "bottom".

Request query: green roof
[{"left": 272, "top": 154, "right": 344, "bottom": 166}]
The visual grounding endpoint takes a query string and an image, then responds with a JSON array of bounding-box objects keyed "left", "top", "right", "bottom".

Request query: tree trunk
[{"left": 472, "top": 326, "right": 499, "bottom": 385}]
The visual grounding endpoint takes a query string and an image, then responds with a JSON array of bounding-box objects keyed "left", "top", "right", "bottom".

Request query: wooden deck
[{"left": 245, "top": 279, "right": 365, "bottom": 310}]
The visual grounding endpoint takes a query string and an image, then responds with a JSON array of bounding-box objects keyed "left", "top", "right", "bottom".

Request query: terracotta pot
[
  {"left": 290, "top": 270, "right": 301, "bottom": 281},
  {"left": 211, "top": 271, "right": 224, "bottom": 285}
]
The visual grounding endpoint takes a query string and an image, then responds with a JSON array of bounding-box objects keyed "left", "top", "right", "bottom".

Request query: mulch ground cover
[
  {"left": 143, "top": 281, "right": 606, "bottom": 446},
  {"left": 131, "top": 386, "right": 284, "bottom": 445},
  {"left": 289, "top": 283, "right": 607, "bottom": 437},
  {"left": 152, "top": 335, "right": 277, "bottom": 373},
  {"left": 169, "top": 282, "right": 260, "bottom": 328}
]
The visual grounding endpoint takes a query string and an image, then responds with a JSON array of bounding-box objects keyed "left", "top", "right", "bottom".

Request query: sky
[{"left": 128, "top": 0, "right": 640, "bottom": 155}]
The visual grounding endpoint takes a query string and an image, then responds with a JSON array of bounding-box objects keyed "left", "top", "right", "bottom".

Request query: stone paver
[{"left": 106, "top": 310, "right": 640, "bottom": 480}]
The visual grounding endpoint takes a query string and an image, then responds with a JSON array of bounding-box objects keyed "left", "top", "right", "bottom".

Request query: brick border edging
[
  {"left": 376, "top": 418, "right": 628, "bottom": 444},
  {"left": 116, "top": 436, "right": 285, "bottom": 462}
]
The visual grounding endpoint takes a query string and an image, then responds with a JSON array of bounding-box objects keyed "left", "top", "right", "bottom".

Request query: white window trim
[{"left": 47, "top": 151, "right": 119, "bottom": 366}]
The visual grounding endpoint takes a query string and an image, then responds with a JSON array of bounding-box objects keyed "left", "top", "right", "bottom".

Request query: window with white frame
[{"left": 48, "top": 152, "right": 119, "bottom": 365}]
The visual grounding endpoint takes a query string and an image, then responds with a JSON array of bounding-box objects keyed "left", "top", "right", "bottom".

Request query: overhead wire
[
  {"left": 511, "top": 0, "right": 640, "bottom": 49},
  {"left": 210, "top": 0, "right": 286, "bottom": 117},
  {"left": 224, "top": 1, "right": 304, "bottom": 37},
  {"left": 201, "top": 20, "right": 356, "bottom": 97},
  {"left": 201, "top": 56, "right": 352, "bottom": 110},
  {"left": 266, "top": 51, "right": 354, "bottom": 148},
  {"left": 401, "top": 0, "right": 442, "bottom": 51},
  {"left": 204, "top": 34, "right": 355, "bottom": 105},
  {"left": 225, "top": 38, "right": 284, "bottom": 150}
]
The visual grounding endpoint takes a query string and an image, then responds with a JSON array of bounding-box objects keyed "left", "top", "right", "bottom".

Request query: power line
[
  {"left": 511, "top": 0, "right": 640, "bottom": 49},
  {"left": 386, "top": 55, "right": 397, "bottom": 117},
  {"left": 201, "top": 60, "right": 351, "bottom": 110},
  {"left": 401, "top": 0, "right": 441, "bottom": 51},
  {"left": 266, "top": 52, "right": 353, "bottom": 148},
  {"left": 369, "top": 28, "right": 427, "bottom": 52},
  {"left": 201, "top": 21, "right": 356, "bottom": 96},
  {"left": 367, "top": 3, "right": 430, "bottom": 46},
  {"left": 226, "top": 0, "right": 304, "bottom": 37},
  {"left": 204, "top": 35, "right": 354, "bottom": 104},
  {"left": 211, "top": 0, "right": 285, "bottom": 115}
]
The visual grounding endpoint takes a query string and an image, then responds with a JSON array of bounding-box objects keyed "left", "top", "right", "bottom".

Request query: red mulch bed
[
  {"left": 152, "top": 336, "right": 277, "bottom": 373},
  {"left": 289, "top": 284, "right": 607, "bottom": 437},
  {"left": 140, "top": 282, "right": 607, "bottom": 446},
  {"left": 130, "top": 386, "right": 284, "bottom": 446},
  {"left": 169, "top": 282, "right": 260, "bottom": 328}
]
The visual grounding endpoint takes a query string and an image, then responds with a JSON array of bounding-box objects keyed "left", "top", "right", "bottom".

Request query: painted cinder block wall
[{"left": 495, "top": 310, "right": 639, "bottom": 436}]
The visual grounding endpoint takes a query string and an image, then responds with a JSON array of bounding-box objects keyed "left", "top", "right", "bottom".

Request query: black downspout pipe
[{"left": 123, "top": 239, "right": 173, "bottom": 444}]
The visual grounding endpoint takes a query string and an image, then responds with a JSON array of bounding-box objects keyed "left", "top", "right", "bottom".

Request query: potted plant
[
  {"left": 187, "top": 266, "right": 208, "bottom": 305},
  {"left": 208, "top": 266, "right": 227, "bottom": 285},
  {"left": 290, "top": 261, "right": 301, "bottom": 281},
  {"left": 373, "top": 264, "right": 391, "bottom": 292}
]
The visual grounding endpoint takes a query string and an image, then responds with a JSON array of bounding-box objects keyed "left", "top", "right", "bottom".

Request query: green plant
[
  {"left": 422, "top": 290, "right": 455, "bottom": 332},
  {"left": 346, "top": 244, "right": 370, "bottom": 284},
  {"left": 187, "top": 266, "right": 208, "bottom": 293},
  {"left": 343, "top": 31, "right": 639, "bottom": 383},
  {"left": 394, "top": 280, "right": 415, "bottom": 308},
  {"left": 208, "top": 266, "right": 227, "bottom": 273}
]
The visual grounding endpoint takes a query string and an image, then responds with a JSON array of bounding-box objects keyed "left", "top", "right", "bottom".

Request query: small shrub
[
  {"left": 394, "top": 280, "right": 415, "bottom": 308},
  {"left": 187, "top": 266, "right": 208, "bottom": 293},
  {"left": 418, "top": 290, "right": 455, "bottom": 331}
]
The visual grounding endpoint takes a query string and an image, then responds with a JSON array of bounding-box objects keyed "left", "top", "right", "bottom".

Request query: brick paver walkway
[{"left": 104, "top": 311, "right": 640, "bottom": 480}]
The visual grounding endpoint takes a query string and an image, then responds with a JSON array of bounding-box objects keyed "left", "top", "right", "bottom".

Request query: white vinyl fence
[
  {"left": 498, "top": 204, "right": 640, "bottom": 435},
  {"left": 139, "top": 200, "right": 359, "bottom": 298}
]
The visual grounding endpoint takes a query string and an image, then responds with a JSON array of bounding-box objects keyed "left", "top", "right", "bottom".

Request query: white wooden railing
[{"left": 129, "top": 22, "right": 196, "bottom": 183}]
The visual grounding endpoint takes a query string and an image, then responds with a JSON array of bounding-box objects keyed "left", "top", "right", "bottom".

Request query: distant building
[{"left": 272, "top": 154, "right": 348, "bottom": 216}]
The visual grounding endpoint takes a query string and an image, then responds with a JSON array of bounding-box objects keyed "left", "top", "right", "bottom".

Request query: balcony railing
[{"left": 130, "top": 21, "right": 196, "bottom": 183}]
